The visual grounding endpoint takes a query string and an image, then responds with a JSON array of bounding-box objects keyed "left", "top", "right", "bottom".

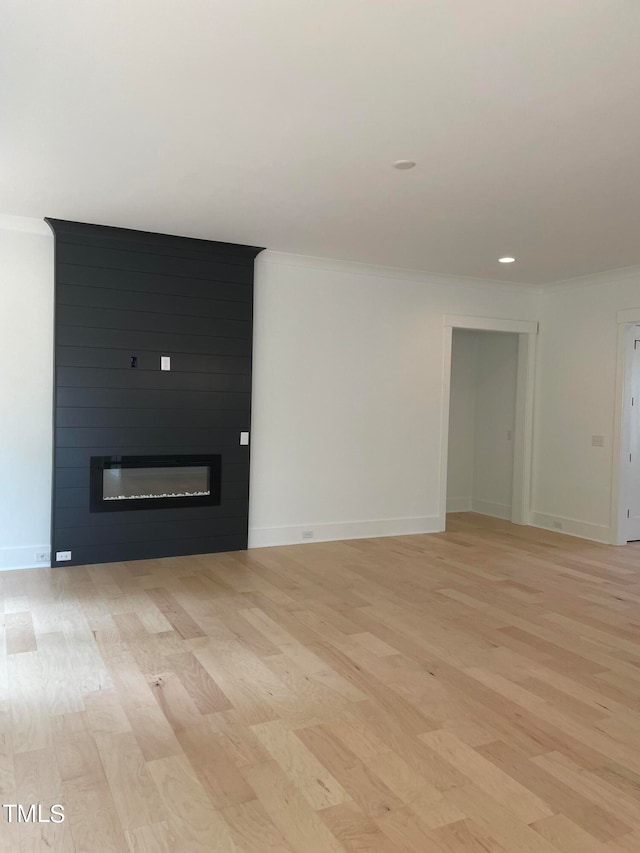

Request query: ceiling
[{"left": 2, "top": 1, "right": 639, "bottom": 284}]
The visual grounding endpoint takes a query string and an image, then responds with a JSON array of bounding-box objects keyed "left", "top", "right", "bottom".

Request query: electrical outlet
[
  {"left": 553, "top": 521, "right": 563, "bottom": 530},
  {"left": 591, "top": 435, "right": 605, "bottom": 447},
  {"left": 161, "top": 356, "right": 171, "bottom": 371},
  {"left": 302, "top": 529, "right": 314, "bottom": 540},
  {"left": 239, "top": 431, "right": 249, "bottom": 446},
  {"left": 56, "top": 550, "right": 72, "bottom": 562},
  {"left": 35, "top": 551, "right": 50, "bottom": 563}
]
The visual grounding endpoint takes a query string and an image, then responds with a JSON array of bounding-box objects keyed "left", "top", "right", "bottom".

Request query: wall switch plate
[
  {"left": 35, "top": 551, "right": 50, "bottom": 563},
  {"left": 591, "top": 435, "right": 605, "bottom": 447},
  {"left": 239, "top": 431, "right": 249, "bottom": 446},
  {"left": 56, "top": 550, "right": 72, "bottom": 562},
  {"left": 302, "top": 529, "right": 314, "bottom": 540},
  {"left": 161, "top": 356, "right": 171, "bottom": 371}
]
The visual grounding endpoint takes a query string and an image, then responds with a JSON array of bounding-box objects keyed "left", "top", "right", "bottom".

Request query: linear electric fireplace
[{"left": 90, "top": 455, "right": 221, "bottom": 512}]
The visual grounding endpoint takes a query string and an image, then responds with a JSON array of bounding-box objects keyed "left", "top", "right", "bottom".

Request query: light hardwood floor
[{"left": 2, "top": 513, "right": 640, "bottom": 852}]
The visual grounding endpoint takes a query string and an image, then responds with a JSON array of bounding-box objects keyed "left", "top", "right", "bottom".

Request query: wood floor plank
[
  {"left": 365, "top": 749, "right": 466, "bottom": 828},
  {"left": 2, "top": 514, "right": 640, "bottom": 851},
  {"left": 320, "top": 801, "right": 402, "bottom": 853},
  {"left": 430, "top": 818, "right": 509, "bottom": 853},
  {"left": 13, "top": 747, "right": 73, "bottom": 853},
  {"left": 297, "top": 723, "right": 403, "bottom": 819},
  {"left": 145, "top": 589, "right": 206, "bottom": 640},
  {"left": 241, "top": 759, "right": 348, "bottom": 853},
  {"left": 5, "top": 612, "right": 37, "bottom": 655},
  {"left": 222, "top": 799, "right": 297, "bottom": 853},
  {"left": 477, "top": 739, "right": 632, "bottom": 842},
  {"left": 124, "top": 820, "right": 173, "bottom": 853},
  {"left": 94, "top": 731, "right": 164, "bottom": 830},
  {"left": 530, "top": 813, "right": 609, "bottom": 853},
  {"left": 420, "top": 728, "right": 553, "bottom": 824},
  {"left": 147, "top": 753, "right": 241, "bottom": 853},
  {"left": 177, "top": 720, "right": 257, "bottom": 809},
  {"left": 444, "top": 782, "right": 563, "bottom": 853},
  {"left": 165, "top": 650, "right": 233, "bottom": 714},
  {"left": 251, "top": 720, "right": 350, "bottom": 810}
]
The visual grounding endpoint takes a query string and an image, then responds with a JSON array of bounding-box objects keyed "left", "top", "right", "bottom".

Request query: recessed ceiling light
[
  {"left": 393, "top": 160, "right": 416, "bottom": 170},
  {"left": 498, "top": 257, "right": 516, "bottom": 263}
]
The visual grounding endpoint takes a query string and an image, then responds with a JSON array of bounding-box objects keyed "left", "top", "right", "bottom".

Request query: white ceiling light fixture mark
[
  {"left": 393, "top": 160, "right": 416, "bottom": 170},
  {"left": 498, "top": 257, "right": 516, "bottom": 263}
]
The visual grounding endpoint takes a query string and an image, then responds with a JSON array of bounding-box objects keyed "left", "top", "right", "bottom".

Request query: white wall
[
  {"left": 473, "top": 332, "right": 518, "bottom": 518},
  {"left": 249, "top": 253, "right": 538, "bottom": 546},
  {"left": 0, "top": 216, "right": 540, "bottom": 566},
  {"left": 532, "top": 269, "right": 640, "bottom": 543},
  {"left": 0, "top": 217, "right": 54, "bottom": 569},
  {"left": 446, "top": 330, "right": 518, "bottom": 519},
  {"left": 4, "top": 212, "right": 639, "bottom": 561}
]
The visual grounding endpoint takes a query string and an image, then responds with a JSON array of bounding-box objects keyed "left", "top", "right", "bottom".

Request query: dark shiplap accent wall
[{"left": 46, "top": 219, "right": 263, "bottom": 567}]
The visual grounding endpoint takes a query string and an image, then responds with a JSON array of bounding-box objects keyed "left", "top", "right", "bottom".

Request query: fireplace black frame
[{"left": 90, "top": 454, "right": 222, "bottom": 513}]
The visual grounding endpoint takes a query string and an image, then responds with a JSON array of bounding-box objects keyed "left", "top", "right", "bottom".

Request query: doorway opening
[
  {"left": 615, "top": 324, "right": 640, "bottom": 542},
  {"left": 446, "top": 330, "right": 519, "bottom": 522},
  {"left": 438, "top": 315, "right": 538, "bottom": 532}
]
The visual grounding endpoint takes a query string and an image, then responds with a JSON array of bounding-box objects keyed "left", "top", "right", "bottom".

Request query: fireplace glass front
[{"left": 90, "top": 455, "right": 221, "bottom": 512}]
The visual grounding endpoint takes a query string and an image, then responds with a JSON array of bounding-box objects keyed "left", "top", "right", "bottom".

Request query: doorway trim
[
  {"left": 439, "top": 315, "right": 539, "bottom": 531},
  {"left": 611, "top": 308, "right": 640, "bottom": 544}
]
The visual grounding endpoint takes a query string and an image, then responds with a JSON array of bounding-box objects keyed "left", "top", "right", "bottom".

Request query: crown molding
[
  {"left": 541, "top": 263, "right": 640, "bottom": 293},
  {"left": 258, "top": 250, "right": 539, "bottom": 294},
  {"left": 5, "top": 214, "right": 634, "bottom": 295}
]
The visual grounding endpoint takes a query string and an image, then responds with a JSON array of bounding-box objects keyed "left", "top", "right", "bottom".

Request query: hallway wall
[{"left": 447, "top": 330, "right": 519, "bottom": 519}]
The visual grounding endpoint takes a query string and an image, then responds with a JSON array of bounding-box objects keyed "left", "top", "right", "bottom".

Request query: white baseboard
[
  {"left": 446, "top": 497, "right": 472, "bottom": 513},
  {"left": 0, "top": 545, "right": 51, "bottom": 572},
  {"left": 472, "top": 499, "right": 512, "bottom": 520},
  {"left": 530, "top": 512, "right": 612, "bottom": 544},
  {"left": 0, "top": 512, "right": 613, "bottom": 570},
  {"left": 248, "top": 515, "right": 441, "bottom": 549},
  {"left": 446, "top": 498, "right": 512, "bottom": 520}
]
